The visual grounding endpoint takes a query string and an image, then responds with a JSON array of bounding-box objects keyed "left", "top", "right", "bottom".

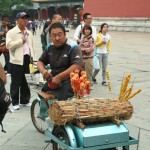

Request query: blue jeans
[{"left": 98, "top": 53, "right": 108, "bottom": 82}]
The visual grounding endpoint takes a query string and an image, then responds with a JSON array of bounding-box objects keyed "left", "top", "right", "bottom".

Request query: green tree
[{"left": 0, "top": 0, "right": 33, "bottom": 16}]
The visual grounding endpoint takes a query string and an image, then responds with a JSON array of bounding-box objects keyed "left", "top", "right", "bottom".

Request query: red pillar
[
  {"left": 40, "top": 9, "right": 43, "bottom": 20},
  {"left": 79, "top": 10, "right": 83, "bottom": 22},
  {"left": 69, "top": 7, "right": 73, "bottom": 21},
  {"left": 46, "top": 7, "right": 48, "bottom": 19}
]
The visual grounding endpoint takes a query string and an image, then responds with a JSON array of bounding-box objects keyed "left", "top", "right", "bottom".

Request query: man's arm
[
  {"left": 92, "top": 26, "right": 97, "bottom": 41},
  {"left": 46, "top": 32, "right": 51, "bottom": 44},
  {"left": 52, "top": 64, "right": 82, "bottom": 89},
  {"left": 0, "top": 31, "right": 5, "bottom": 36},
  {"left": 6, "top": 30, "right": 24, "bottom": 51},
  {"left": 55, "top": 64, "right": 82, "bottom": 81},
  {"left": 0, "top": 63, "right": 6, "bottom": 85},
  {"left": 45, "top": 26, "right": 50, "bottom": 44},
  {"left": 73, "top": 25, "right": 81, "bottom": 43},
  {"left": 37, "top": 61, "right": 52, "bottom": 79}
]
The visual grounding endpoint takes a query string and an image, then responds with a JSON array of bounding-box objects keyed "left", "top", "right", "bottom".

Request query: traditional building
[
  {"left": 32, "top": 0, "right": 150, "bottom": 32},
  {"left": 32, "top": 0, "right": 83, "bottom": 25}
]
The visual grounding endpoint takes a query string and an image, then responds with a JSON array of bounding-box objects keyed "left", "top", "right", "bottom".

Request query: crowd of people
[{"left": 0, "top": 11, "right": 111, "bottom": 112}]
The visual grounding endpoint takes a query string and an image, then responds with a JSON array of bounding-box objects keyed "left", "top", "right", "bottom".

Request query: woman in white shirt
[{"left": 92, "top": 23, "right": 111, "bottom": 86}]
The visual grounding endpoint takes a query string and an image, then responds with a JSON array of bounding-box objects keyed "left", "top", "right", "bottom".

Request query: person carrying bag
[{"left": 92, "top": 48, "right": 100, "bottom": 84}]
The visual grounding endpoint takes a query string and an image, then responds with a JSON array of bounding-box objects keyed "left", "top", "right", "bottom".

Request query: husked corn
[{"left": 126, "top": 89, "right": 142, "bottom": 101}]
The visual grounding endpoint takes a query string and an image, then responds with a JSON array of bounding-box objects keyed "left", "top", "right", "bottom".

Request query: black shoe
[
  {"left": 92, "top": 78, "right": 98, "bottom": 84},
  {"left": 102, "top": 81, "right": 108, "bottom": 86}
]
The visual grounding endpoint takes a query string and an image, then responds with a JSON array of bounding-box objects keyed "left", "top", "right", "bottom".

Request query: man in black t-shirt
[{"left": 37, "top": 23, "right": 83, "bottom": 100}]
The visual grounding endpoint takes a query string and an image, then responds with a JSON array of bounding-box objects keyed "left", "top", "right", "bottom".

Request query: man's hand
[
  {"left": 41, "top": 69, "right": 52, "bottom": 79},
  {"left": 77, "top": 39, "right": 81, "bottom": 44},
  {"left": 52, "top": 75, "right": 62, "bottom": 89},
  {"left": 52, "top": 75, "right": 62, "bottom": 85},
  {"left": 0, "top": 43, "right": 7, "bottom": 53},
  {"left": 22, "top": 37, "right": 27, "bottom": 43},
  {"left": 0, "top": 31, "right": 5, "bottom": 36}
]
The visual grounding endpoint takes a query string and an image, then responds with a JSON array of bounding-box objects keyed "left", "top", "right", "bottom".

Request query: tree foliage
[{"left": 0, "top": 0, "right": 33, "bottom": 16}]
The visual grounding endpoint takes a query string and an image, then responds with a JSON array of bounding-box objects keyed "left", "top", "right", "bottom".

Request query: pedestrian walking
[
  {"left": 45, "top": 14, "right": 63, "bottom": 45},
  {"left": 6, "top": 12, "right": 36, "bottom": 110},
  {"left": 41, "top": 20, "right": 51, "bottom": 51},
  {"left": 31, "top": 20, "right": 36, "bottom": 35},
  {"left": 74, "top": 13, "right": 96, "bottom": 45},
  {"left": 66, "top": 18, "right": 70, "bottom": 28},
  {"left": 92, "top": 23, "right": 111, "bottom": 86},
  {"left": 79, "top": 25, "right": 95, "bottom": 83}
]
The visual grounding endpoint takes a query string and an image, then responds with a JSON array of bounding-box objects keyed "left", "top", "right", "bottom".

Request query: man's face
[
  {"left": 17, "top": 17, "right": 29, "bottom": 28},
  {"left": 54, "top": 15, "right": 63, "bottom": 24},
  {"left": 2, "top": 19, "right": 8, "bottom": 27},
  {"left": 84, "top": 15, "right": 93, "bottom": 25},
  {"left": 50, "top": 28, "right": 66, "bottom": 48}
]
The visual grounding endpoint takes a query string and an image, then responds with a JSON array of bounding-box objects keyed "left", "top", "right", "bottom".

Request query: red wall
[{"left": 84, "top": 0, "right": 150, "bottom": 17}]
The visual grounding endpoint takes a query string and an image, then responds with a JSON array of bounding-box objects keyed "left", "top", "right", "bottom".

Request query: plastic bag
[{"left": 29, "top": 63, "right": 35, "bottom": 74}]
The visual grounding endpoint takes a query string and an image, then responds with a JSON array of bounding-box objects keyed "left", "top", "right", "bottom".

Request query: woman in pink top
[{"left": 79, "top": 25, "right": 95, "bottom": 83}]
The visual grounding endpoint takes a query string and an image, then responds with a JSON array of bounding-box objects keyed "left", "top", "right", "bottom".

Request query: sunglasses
[{"left": 86, "top": 18, "right": 93, "bottom": 20}]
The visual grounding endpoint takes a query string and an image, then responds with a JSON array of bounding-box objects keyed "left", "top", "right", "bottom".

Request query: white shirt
[
  {"left": 74, "top": 23, "right": 97, "bottom": 42},
  {"left": 23, "top": 30, "right": 30, "bottom": 55},
  {"left": 97, "top": 33, "right": 111, "bottom": 54}
]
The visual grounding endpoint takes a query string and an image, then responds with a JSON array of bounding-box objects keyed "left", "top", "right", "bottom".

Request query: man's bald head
[{"left": 52, "top": 14, "right": 62, "bottom": 24}]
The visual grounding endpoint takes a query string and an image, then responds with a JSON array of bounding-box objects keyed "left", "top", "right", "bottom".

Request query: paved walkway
[{"left": 0, "top": 28, "right": 150, "bottom": 150}]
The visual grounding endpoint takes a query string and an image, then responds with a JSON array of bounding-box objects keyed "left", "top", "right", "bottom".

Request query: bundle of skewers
[{"left": 118, "top": 73, "right": 142, "bottom": 102}]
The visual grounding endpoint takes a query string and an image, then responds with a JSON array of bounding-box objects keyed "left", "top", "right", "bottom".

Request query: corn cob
[
  {"left": 108, "top": 80, "right": 111, "bottom": 91},
  {"left": 126, "top": 89, "right": 142, "bottom": 101},
  {"left": 118, "top": 75, "right": 125, "bottom": 100},
  {"left": 123, "top": 87, "right": 132, "bottom": 100},
  {"left": 119, "top": 86, "right": 131, "bottom": 101},
  {"left": 122, "top": 73, "right": 131, "bottom": 94},
  {"left": 124, "top": 78, "right": 135, "bottom": 100},
  {"left": 120, "top": 78, "right": 135, "bottom": 101},
  {"left": 106, "top": 70, "right": 111, "bottom": 92},
  {"left": 106, "top": 71, "right": 110, "bottom": 80}
]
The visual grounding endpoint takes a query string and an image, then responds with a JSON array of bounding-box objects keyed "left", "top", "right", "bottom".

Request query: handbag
[
  {"left": 29, "top": 63, "right": 35, "bottom": 74},
  {"left": 93, "top": 48, "right": 100, "bottom": 70},
  {"left": 93, "top": 55, "right": 100, "bottom": 70},
  {"left": 28, "top": 50, "right": 35, "bottom": 74}
]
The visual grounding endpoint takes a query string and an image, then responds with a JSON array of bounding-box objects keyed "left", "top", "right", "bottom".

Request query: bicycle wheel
[
  {"left": 52, "top": 126, "right": 70, "bottom": 150},
  {"left": 31, "top": 99, "right": 49, "bottom": 134}
]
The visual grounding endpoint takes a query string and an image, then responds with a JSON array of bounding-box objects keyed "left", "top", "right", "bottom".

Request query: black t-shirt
[
  {"left": 0, "top": 78, "right": 6, "bottom": 101},
  {"left": 39, "top": 39, "right": 83, "bottom": 77}
]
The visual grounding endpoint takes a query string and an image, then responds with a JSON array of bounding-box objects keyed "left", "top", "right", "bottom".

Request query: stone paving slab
[{"left": 0, "top": 28, "right": 150, "bottom": 150}]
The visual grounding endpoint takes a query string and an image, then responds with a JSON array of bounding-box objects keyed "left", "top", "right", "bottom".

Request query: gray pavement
[{"left": 0, "top": 28, "right": 150, "bottom": 150}]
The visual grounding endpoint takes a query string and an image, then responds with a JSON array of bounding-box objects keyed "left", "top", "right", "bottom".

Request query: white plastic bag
[{"left": 93, "top": 55, "right": 100, "bottom": 70}]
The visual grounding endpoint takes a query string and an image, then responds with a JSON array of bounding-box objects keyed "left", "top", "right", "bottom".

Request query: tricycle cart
[{"left": 30, "top": 92, "right": 138, "bottom": 150}]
